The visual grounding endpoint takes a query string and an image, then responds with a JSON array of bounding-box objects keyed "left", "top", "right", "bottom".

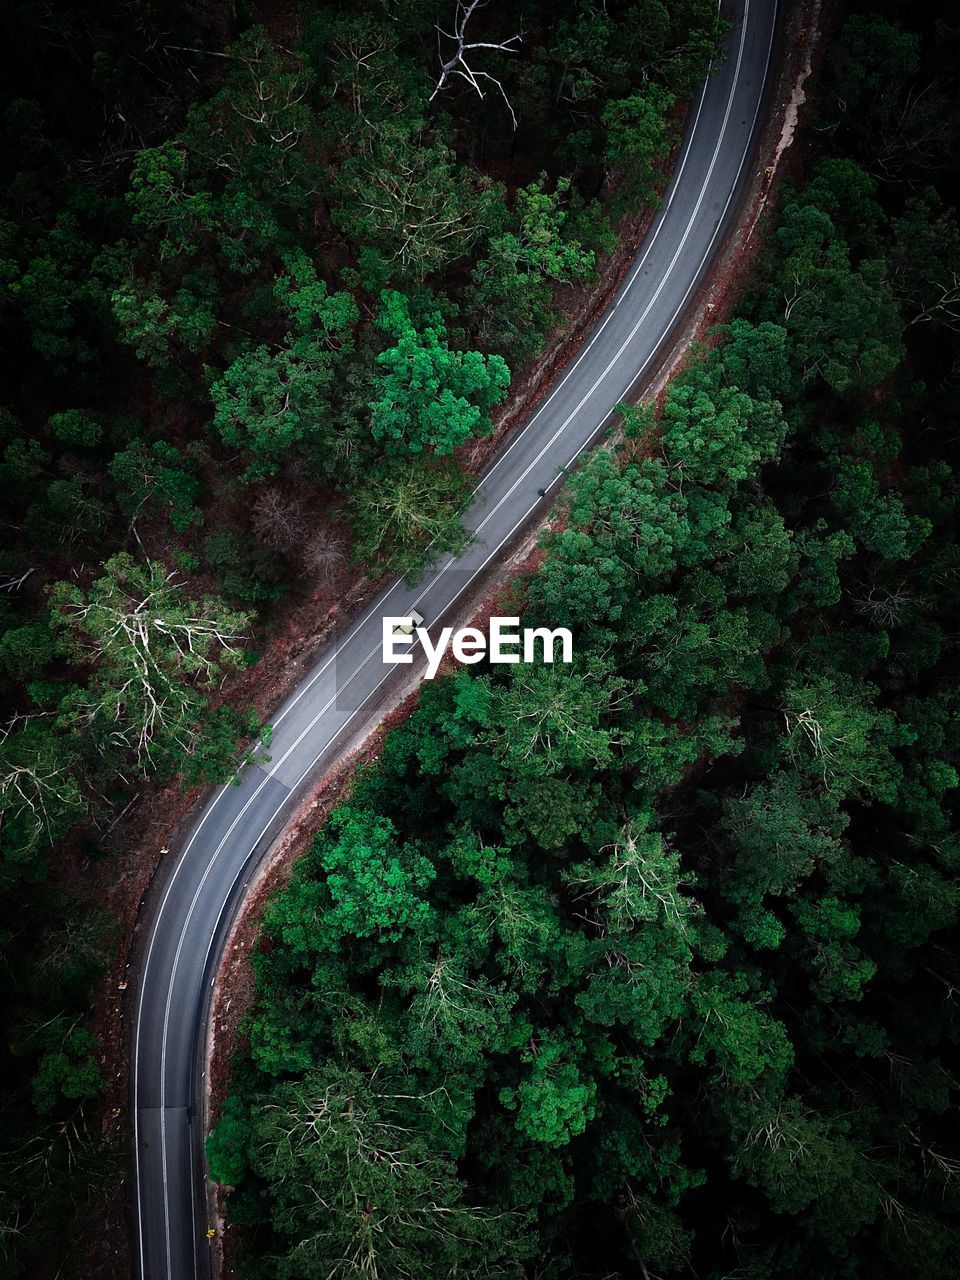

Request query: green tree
[
  {"left": 398, "top": 949, "right": 518, "bottom": 1072},
  {"left": 273, "top": 249, "right": 359, "bottom": 339},
  {"left": 206, "top": 1095, "right": 249, "bottom": 1188},
  {"left": 347, "top": 456, "right": 471, "bottom": 574},
  {"left": 316, "top": 809, "right": 436, "bottom": 946},
  {"left": 688, "top": 973, "right": 793, "bottom": 1089},
  {"left": 210, "top": 338, "right": 346, "bottom": 483},
  {"left": 602, "top": 86, "right": 674, "bottom": 207},
  {"left": 233, "top": 1066, "right": 529, "bottom": 1278},
  {"left": 49, "top": 554, "right": 253, "bottom": 778},
  {"left": 183, "top": 28, "right": 319, "bottom": 209},
  {"left": 333, "top": 122, "right": 493, "bottom": 280},
  {"left": 110, "top": 438, "right": 204, "bottom": 533},
  {"left": 779, "top": 674, "right": 911, "bottom": 805},
  {"left": 47, "top": 410, "right": 102, "bottom": 449},
  {"left": 890, "top": 189, "right": 960, "bottom": 330},
  {"left": 761, "top": 195, "right": 904, "bottom": 395},
  {"left": 500, "top": 1032, "right": 598, "bottom": 1148},
  {"left": 658, "top": 375, "right": 787, "bottom": 488},
  {"left": 370, "top": 290, "right": 510, "bottom": 456},
  {"left": 111, "top": 271, "right": 217, "bottom": 367},
  {"left": 732, "top": 1097, "right": 883, "bottom": 1231},
  {"left": 568, "top": 814, "right": 698, "bottom": 939},
  {"left": 28, "top": 1022, "right": 104, "bottom": 1115},
  {"left": 125, "top": 140, "right": 214, "bottom": 258},
  {"left": 471, "top": 176, "right": 596, "bottom": 359},
  {"left": 0, "top": 717, "right": 86, "bottom": 870}
]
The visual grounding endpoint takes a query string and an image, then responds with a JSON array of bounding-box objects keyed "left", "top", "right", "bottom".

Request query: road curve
[{"left": 131, "top": 3, "right": 782, "bottom": 1275}]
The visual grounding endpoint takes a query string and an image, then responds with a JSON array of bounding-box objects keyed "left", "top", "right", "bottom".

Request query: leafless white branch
[
  {"left": 429, "top": 0, "right": 522, "bottom": 130},
  {"left": 0, "top": 568, "right": 35, "bottom": 593}
]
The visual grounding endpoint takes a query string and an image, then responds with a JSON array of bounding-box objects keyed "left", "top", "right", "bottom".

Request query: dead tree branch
[{"left": 429, "top": 0, "right": 522, "bottom": 129}]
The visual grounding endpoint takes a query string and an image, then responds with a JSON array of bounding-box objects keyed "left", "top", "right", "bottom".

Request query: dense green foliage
[
  {"left": 211, "top": 6, "right": 960, "bottom": 1278},
  {"left": 0, "top": 0, "right": 718, "bottom": 1272}
]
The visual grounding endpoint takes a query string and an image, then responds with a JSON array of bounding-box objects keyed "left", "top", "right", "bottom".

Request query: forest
[
  {"left": 0, "top": 0, "right": 958, "bottom": 1276},
  {"left": 208, "top": 5, "right": 960, "bottom": 1280},
  {"left": 0, "top": 0, "right": 722, "bottom": 1273}
]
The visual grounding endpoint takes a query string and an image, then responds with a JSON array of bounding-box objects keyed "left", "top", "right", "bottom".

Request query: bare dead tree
[
  {"left": 907, "top": 272, "right": 960, "bottom": 331},
  {"left": 251, "top": 487, "right": 309, "bottom": 553},
  {"left": 302, "top": 528, "right": 348, "bottom": 591},
  {"left": 0, "top": 568, "right": 35, "bottom": 593},
  {"left": 870, "top": 81, "right": 951, "bottom": 181},
  {"left": 853, "top": 584, "right": 915, "bottom": 628},
  {"left": 429, "top": 1, "right": 523, "bottom": 130}
]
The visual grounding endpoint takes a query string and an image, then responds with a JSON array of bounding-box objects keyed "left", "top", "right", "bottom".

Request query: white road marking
[{"left": 132, "top": 2, "right": 777, "bottom": 1273}]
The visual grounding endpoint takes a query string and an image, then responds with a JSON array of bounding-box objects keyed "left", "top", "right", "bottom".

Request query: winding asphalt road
[{"left": 130, "top": 2, "right": 782, "bottom": 1275}]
